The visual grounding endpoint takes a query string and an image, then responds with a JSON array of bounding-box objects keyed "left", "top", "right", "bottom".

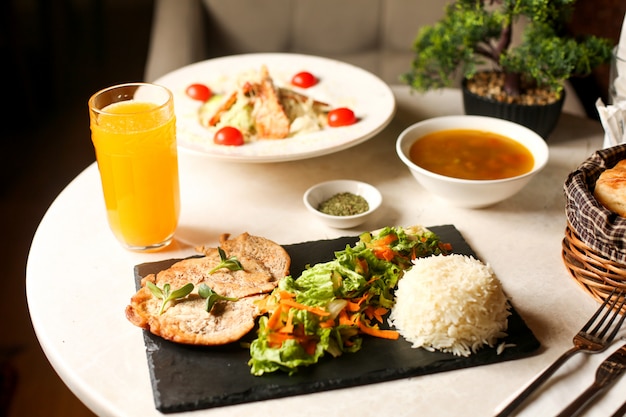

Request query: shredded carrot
[
  {"left": 364, "top": 306, "right": 388, "bottom": 323},
  {"left": 355, "top": 257, "right": 369, "bottom": 275},
  {"left": 352, "top": 294, "right": 369, "bottom": 306},
  {"left": 368, "top": 234, "right": 397, "bottom": 261},
  {"left": 357, "top": 320, "right": 399, "bottom": 340},
  {"left": 278, "top": 290, "right": 295, "bottom": 300},
  {"left": 373, "top": 246, "right": 395, "bottom": 261},
  {"left": 359, "top": 294, "right": 370, "bottom": 303},
  {"left": 338, "top": 309, "right": 350, "bottom": 326},
  {"left": 279, "top": 309, "right": 295, "bottom": 333},
  {"left": 267, "top": 331, "right": 289, "bottom": 345},
  {"left": 268, "top": 331, "right": 306, "bottom": 347},
  {"left": 281, "top": 298, "right": 330, "bottom": 317},
  {"left": 268, "top": 325, "right": 319, "bottom": 354},
  {"left": 266, "top": 304, "right": 285, "bottom": 329},
  {"left": 319, "top": 318, "right": 336, "bottom": 328},
  {"left": 377, "top": 234, "right": 397, "bottom": 246},
  {"left": 346, "top": 301, "right": 361, "bottom": 312},
  {"left": 365, "top": 276, "right": 380, "bottom": 285},
  {"left": 338, "top": 309, "right": 358, "bottom": 326}
]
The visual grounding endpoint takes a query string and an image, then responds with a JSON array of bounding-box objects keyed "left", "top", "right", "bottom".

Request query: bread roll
[{"left": 594, "top": 160, "right": 626, "bottom": 217}]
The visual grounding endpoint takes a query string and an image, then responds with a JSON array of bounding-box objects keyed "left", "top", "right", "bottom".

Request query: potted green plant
[{"left": 402, "top": 0, "right": 614, "bottom": 138}]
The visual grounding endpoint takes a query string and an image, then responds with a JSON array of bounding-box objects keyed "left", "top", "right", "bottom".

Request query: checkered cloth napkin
[{"left": 564, "top": 144, "right": 626, "bottom": 264}]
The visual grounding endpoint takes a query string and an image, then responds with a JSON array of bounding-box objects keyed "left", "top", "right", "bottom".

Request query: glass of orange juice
[{"left": 88, "top": 83, "right": 179, "bottom": 251}]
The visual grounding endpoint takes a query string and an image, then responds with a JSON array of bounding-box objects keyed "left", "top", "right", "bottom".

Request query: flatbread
[{"left": 594, "top": 160, "right": 626, "bottom": 217}]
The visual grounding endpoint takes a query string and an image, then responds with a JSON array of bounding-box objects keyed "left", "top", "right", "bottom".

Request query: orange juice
[{"left": 90, "top": 93, "right": 179, "bottom": 250}]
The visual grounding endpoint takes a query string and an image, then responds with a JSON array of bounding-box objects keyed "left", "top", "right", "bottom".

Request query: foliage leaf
[
  {"left": 146, "top": 281, "right": 194, "bottom": 315},
  {"left": 198, "top": 283, "right": 238, "bottom": 313},
  {"left": 208, "top": 247, "right": 244, "bottom": 274},
  {"left": 402, "top": 0, "right": 613, "bottom": 96}
]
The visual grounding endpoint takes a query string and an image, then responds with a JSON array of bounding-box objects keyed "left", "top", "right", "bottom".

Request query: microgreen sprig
[
  {"left": 208, "top": 247, "right": 244, "bottom": 274},
  {"left": 146, "top": 282, "right": 194, "bottom": 315},
  {"left": 198, "top": 283, "right": 238, "bottom": 312}
]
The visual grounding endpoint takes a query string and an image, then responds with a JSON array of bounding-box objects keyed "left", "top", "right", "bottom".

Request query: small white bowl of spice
[{"left": 303, "top": 179, "right": 382, "bottom": 229}]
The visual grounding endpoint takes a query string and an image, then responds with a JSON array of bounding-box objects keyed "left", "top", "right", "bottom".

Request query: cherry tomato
[
  {"left": 185, "top": 84, "right": 212, "bottom": 101},
  {"left": 327, "top": 107, "right": 357, "bottom": 127},
  {"left": 291, "top": 71, "right": 317, "bottom": 88},
  {"left": 214, "top": 126, "right": 244, "bottom": 146}
]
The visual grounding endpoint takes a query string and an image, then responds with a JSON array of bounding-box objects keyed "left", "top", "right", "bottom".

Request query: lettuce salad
[{"left": 248, "top": 226, "right": 452, "bottom": 375}]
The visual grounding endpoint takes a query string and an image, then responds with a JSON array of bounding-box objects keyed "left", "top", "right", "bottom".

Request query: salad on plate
[{"left": 248, "top": 225, "right": 452, "bottom": 375}]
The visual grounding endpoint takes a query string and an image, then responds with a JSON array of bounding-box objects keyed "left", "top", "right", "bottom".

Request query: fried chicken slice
[{"left": 125, "top": 233, "right": 291, "bottom": 346}]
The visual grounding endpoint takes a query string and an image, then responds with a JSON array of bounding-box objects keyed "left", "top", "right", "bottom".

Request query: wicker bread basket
[{"left": 562, "top": 144, "right": 626, "bottom": 303}]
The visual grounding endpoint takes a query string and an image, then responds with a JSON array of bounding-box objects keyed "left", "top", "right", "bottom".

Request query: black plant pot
[{"left": 461, "top": 80, "right": 565, "bottom": 139}]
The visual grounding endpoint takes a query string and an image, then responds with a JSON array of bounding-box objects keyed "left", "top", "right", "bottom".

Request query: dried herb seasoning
[{"left": 317, "top": 192, "right": 369, "bottom": 216}]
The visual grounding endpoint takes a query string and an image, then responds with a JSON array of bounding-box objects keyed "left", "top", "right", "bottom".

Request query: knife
[{"left": 556, "top": 343, "right": 626, "bottom": 417}]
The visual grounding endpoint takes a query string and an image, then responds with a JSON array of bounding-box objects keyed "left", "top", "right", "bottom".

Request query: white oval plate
[{"left": 154, "top": 53, "right": 396, "bottom": 163}]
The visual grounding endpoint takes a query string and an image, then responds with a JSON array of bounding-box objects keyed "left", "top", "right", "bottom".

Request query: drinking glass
[{"left": 88, "top": 83, "right": 180, "bottom": 251}]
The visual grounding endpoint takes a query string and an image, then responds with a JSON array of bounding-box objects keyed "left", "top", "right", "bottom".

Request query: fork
[
  {"left": 494, "top": 289, "right": 626, "bottom": 417},
  {"left": 556, "top": 342, "right": 626, "bottom": 417}
]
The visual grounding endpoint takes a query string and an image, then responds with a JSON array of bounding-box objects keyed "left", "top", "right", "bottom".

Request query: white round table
[{"left": 27, "top": 86, "right": 625, "bottom": 417}]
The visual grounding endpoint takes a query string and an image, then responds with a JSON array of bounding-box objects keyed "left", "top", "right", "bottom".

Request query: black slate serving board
[{"left": 133, "top": 225, "right": 540, "bottom": 413}]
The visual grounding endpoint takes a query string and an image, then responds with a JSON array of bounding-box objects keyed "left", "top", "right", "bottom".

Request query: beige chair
[{"left": 144, "top": 0, "right": 585, "bottom": 116}]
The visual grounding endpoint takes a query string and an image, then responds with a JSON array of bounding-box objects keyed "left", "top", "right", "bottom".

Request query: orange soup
[{"left": 409, "top": 129, "right": 534, "bottom": 180}]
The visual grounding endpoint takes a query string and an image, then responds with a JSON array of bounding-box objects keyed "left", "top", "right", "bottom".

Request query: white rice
[{"left": 388, "top": 254, "right": 510, "bottom": 357}]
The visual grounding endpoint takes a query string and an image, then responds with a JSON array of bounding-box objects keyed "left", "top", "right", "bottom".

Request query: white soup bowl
[{"left": 396, "top": 115, "right": 549, "bottom": 208}]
